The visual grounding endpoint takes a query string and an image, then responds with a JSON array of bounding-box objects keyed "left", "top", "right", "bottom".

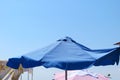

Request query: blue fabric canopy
[{"left": 7, "top": 37, "right": 120, "bottom": 70}]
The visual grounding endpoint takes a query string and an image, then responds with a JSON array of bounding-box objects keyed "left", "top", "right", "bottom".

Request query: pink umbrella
[{"left": 54, "top": 70, "right": 109, "bottom": 80}]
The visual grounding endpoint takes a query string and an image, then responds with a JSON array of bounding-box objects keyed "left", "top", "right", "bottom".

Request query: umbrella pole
[{"left": 65, "top": 70, "right": 67, "bottom": 80}]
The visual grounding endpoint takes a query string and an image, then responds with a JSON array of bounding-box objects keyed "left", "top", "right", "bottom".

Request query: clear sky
[{"left": 0, "top": 0, "right": 120, "bottom": 80}]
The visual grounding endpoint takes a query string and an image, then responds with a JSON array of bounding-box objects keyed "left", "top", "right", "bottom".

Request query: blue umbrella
[{"left": 7, "top": 37, "right": 120, "bottom": 80}]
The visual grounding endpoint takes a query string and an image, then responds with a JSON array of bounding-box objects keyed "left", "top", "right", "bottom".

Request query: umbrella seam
[{"left": 40, "top": 41, "right": 62, "bottom": 62}]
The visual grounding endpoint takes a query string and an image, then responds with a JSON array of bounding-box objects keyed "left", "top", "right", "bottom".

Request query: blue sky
[{"left": 0, "top": 0, "right": 120, "bottom": 80}]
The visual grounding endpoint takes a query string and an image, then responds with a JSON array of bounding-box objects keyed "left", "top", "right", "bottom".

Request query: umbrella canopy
[
  {"left": 54, "top": 70, "right": 109, "bottom": 80},
  {"left": 7, "top": 37, "right": 120, "bottom": 70}
]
